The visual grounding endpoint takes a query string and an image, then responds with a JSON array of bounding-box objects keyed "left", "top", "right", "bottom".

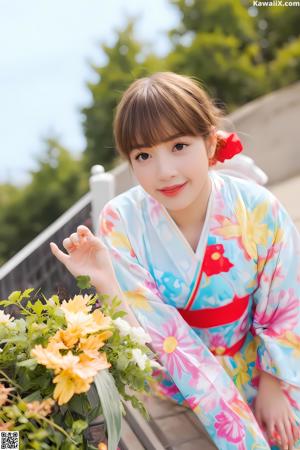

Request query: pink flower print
[
  {"left": 99, "top": 205, "right": 119, "bottom": 235},
  {"left": 145, "top": 279, "right": 161, "bottom": 298},
  {"left": 197, "top": 390, "right": 218, "bottom": 413},
  {"left": 102, "top": 204, "right": 119, "bottom": 220},
  {"left": 186, "top": 395, "right": 200, "bottom": 410},
  {"left": 214, "top": 399, "right": 245, "bottom": 444},
  {"left": 280, "top": 381, "right": 299, "bottom": 411},
  {"left": 160, "top": 383, "right": 181, "bottom": 398},
  {"left": 147, "top": 317, "right": 204, "bottom": 379},
  {"left": 149, "top": 197, "right": 162, "bottom": 222},
  {"left": 209, "top": 334, "right": 227, "bottom": 354},
  {"left": 254, "top": 288, "right": 299, "bottom": 337}
]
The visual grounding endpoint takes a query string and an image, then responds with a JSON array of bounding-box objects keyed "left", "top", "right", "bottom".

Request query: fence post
[{"left": 89, "top": 165, "right": 115, "bottom": 234}]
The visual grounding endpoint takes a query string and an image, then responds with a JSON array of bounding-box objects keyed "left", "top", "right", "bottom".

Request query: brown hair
[{"left": 113, "top": 72, "right": 224, "bottom": 164}]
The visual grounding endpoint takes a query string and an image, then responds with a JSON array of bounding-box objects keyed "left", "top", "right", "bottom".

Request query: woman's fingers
[
  {"left": 275, "top": 421, "right": 288, "bottom": 450},
  {"left": 52, "top": 226, "right": 97, "bottom": 262},
  {"left": 283, "top": 416, "right": 295, "bottom": 449},
  {"left": 289, "top": 414, "right": 300, "bottom": 446},
  {"left": 69, "top": 233, "right": 79, "bottom": 246},
  {"left": 77, "top": 225, "right": 93, "bottom": 239},
  {"left": 266, "top": 420, "right": 276, "bottom": 446},
  {"left": 62, "top": 237, "right": 75, "bottom": 252},
  {"left": 50, "top": 242, "right": 69, "bottom": 264}
]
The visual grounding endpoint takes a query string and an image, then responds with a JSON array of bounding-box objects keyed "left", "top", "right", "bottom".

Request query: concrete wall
[{"left": 221, "top": 81, "right": 300, "bottom": 185}]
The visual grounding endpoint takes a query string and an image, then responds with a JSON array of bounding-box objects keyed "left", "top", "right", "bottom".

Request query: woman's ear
[{"left": 205, "top": 127, "right": 218, "bottom": 159}]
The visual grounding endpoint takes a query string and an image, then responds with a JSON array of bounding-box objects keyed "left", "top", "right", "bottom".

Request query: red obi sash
[{"left": 177, "top": 294, "right": 250, "bottom": 356}]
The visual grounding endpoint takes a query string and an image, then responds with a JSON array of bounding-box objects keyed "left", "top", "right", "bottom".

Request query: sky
[{"left": 0, "top": 0, "right": 180, "bottom": 186}]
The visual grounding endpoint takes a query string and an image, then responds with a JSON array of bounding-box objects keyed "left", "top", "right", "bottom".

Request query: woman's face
[{"left": 129, "top": 133, "right": 216, "bottom": 211}]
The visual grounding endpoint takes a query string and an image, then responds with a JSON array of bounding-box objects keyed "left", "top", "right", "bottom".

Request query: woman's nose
[{"left": 155, "top": 154, "right": 179, "bottom": 180}]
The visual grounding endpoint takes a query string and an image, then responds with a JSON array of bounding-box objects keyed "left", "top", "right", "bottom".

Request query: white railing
[{"left": 0, "top": 161, "right": 137, "bottom": 298}]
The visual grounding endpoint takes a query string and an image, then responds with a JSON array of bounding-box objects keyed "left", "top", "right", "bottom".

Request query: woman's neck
[{"left": 166, "top": 175, "right": 212, "bottom": 231}]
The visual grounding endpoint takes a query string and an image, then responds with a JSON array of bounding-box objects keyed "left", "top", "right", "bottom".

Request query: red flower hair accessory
[{"left": 209, "top": 130, "right": 243, "bottom": 166}]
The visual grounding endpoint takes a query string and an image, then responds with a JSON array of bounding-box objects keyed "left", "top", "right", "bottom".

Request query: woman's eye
[
  {"left": 135, "top": 144, "right": 187, "bottom": 161},
  {"left": 174, "top": 143, "right": 187, "bottom": 151},
  {"left": 135, "top": 152, "right": 149, "bottom": 161}
]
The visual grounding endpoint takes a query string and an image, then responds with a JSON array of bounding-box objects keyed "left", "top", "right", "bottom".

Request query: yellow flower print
[
  {"left": 124, "top": 288, "right": 153, "bottom": 311},
  {"left": 276, "top": 331, "right": 300, "bottom": 357},
  {"left": 110, "top": 231, "right": 132, "bottom": 251},
  {"left": 214, "top": 198, "right": 270, "bottom": 259}
]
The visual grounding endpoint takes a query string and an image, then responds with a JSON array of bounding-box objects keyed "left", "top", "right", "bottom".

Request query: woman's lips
[{"left": 158, "top": 182, "right": 188, "bottom": 196}]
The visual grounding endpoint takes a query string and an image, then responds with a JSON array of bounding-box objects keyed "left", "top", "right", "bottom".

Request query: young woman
[{"left": 50, "top": 72, "right": 300, "bottom": 450}]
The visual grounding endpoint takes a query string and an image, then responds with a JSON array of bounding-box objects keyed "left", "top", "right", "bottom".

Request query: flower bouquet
[{"left": 0, "top": 280, "right": 163, "bottom": 450}]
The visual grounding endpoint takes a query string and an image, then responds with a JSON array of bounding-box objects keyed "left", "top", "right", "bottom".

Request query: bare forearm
[
  {"left": 94, "top": 275, "right": 141, "bottom": 328},
  {"left": 258, "top": 370, "right": 281, "bottom": 389}
]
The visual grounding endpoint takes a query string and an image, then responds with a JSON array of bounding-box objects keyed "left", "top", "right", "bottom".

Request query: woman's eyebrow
[{"left": 131, "top": 133, "right": 186, "bottom": 152}]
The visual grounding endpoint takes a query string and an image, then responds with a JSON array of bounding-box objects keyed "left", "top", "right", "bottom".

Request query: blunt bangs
[{"left": 113, "top": 72, "right": 223, "bottom": 160}]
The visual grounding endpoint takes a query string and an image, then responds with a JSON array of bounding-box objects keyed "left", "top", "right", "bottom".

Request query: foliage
[
  {"left": 81, "top": 20, "right": 166, "bottom": 172},
  {"left": 0, "top": 282, "right": 162, "bottom": 449},
  {"left": 0, "top": 137, "right": 88, "bottom": 265}
]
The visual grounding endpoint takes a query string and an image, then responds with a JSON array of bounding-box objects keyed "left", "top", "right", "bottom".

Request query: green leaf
[
  {"left": 20, "top": 288, "right": 35, "bottom": 299},
  {"left": 31, "top": 300, "right": 44, "bottom": 315},
  {"left": 72, "top": 419, "right": 88, "bottom": 434},
  {"left": 116, "top": 354, "right": 129, "bottom": 371},
  {"left": 8, "top": 291, "right": 21, "bottom": 302},
  {"left": 93, "top": 370, "right": 122, "bottom": 450},
  {"left": 23, "top": 391, "right": 42, "bottom": 402},
  {"left": 76, "top": 275, "right": 92, "bottom": 289},
  {"left": 112, "top": 311, "right": 128, "bottom": 319},
  {"left": 64, "top": 409, "right": 74, "bottom": 428},
  {"left": 67, "top": 393, "right": 90, "bottom": 416},
  {"left": 1, "top": 336, "right": 28, "bottom": 344},
  {"left": 0, "top": 300, "right": 12, "bottom": 306},
  {"left": 16, "top": 358, "right": 38, "bottom": 370}
]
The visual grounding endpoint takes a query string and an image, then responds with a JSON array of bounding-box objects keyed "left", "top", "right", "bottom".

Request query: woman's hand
[
  {"left": 254, "top": 371, "right": 300, "bottom": 450},
  {"left": 50, "top": 225, "right": 116, "bottom": 289}
]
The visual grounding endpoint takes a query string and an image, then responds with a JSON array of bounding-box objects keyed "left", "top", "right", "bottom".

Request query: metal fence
[{"left": 0, "top": 161, "right": 138, "bottom": 300}]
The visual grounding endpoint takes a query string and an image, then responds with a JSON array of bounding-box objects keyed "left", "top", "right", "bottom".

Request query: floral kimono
[{"left": 97, "top": 169, "right": 300, "bottom": 449}]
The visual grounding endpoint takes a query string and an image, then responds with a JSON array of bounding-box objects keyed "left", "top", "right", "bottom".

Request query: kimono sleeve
[
  {"left": 252, "top": 194, "right": 300, "bottom": 388},
  {"left": 97, "top": 201, "right": 270, "bottom": 450}
]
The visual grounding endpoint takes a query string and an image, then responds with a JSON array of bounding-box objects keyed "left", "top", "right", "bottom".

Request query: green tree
[
  {"left": 167, "top": 32, "right": 267, "bottom": 110},
  {"left": 270, "top": 37, "right": 300, "bottom": 89},
  {"left": 169, "top": 0, "right": 257, "bottom": 46},
  {"left": 0, "top": 138, "right": 88, "bottom": 264},
  {"left": 166, "top": 0, "right": 299, "bottom": 110},
  {"left": 82, "top": 20, "right": 166, "bottom": 172}
]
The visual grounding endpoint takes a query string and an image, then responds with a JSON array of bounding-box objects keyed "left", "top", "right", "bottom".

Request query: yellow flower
[
  {"left": 61, "top": 294, "right": 93, "bottom": 315},
  {"left": 31, "top": 346, "right": 79, "bottom": 373},
  {"left": 98, "top": 443, "right": 108, "bottom": 450},
  {"left": 53, "top": 370, "right": 93, "bottom": 405},
  {"left": 50, "top": 328, "right": 81, "bottom": 349},
  {"left": 52, "top": 354, "right": 110, "bottom": 405},
  {"left": 90, "top": 310, "right": 112, "bottom": 331},
  {"left": 74, "top": 353, "right": 111, "bottom": 379},
  {"left": 214, "top": 198, "right": 270, "bottom": 259},
  {"left": 63, "top": 310, "right": 112, "bottom": 336},
  {"left": 79, "top": 331, "right": 113, "bottom": 358}
]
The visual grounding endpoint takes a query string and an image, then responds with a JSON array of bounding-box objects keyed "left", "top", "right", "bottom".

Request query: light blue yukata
[{"left": 97, "top": 169, "right": 300, "bottom": 449}]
